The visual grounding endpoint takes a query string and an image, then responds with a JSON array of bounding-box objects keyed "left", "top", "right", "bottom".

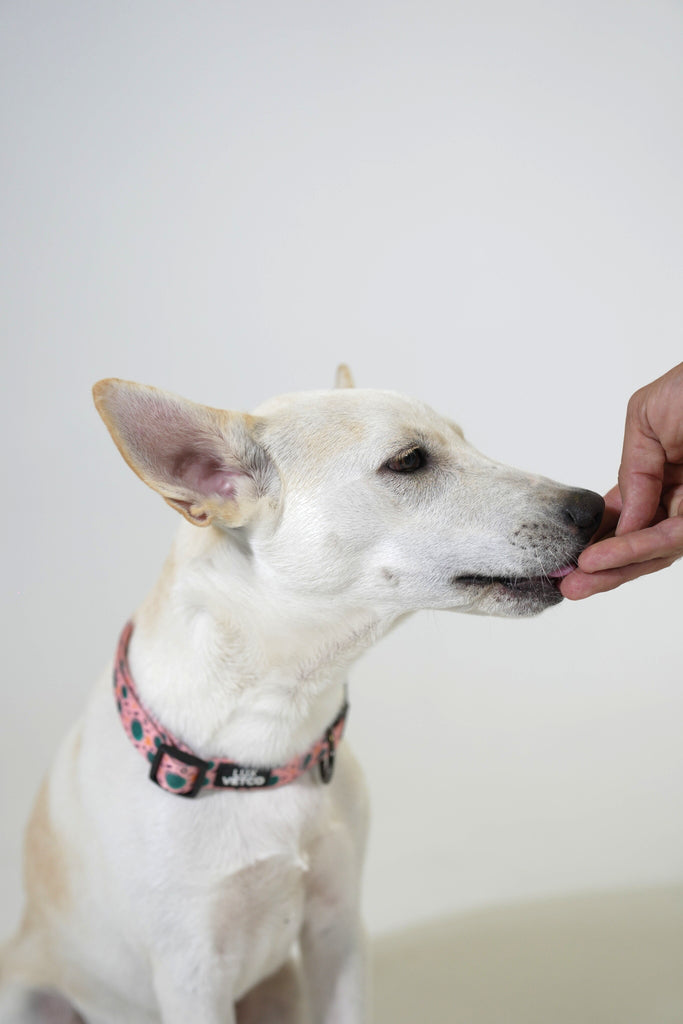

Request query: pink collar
[{"left": 114, "top": 621, "right": 349, "bottom": 798}]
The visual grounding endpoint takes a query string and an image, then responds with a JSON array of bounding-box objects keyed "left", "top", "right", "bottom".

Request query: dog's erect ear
[
  {"left": 334, "top": 364, "right": 355, "bottom": 389},
  {"left": 92, "top": 379, "right": 277, "bottom": 528}
]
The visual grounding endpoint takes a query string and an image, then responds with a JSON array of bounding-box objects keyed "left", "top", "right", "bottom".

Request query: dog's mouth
[
  {"left": 452, "top": 563, "right": 576, "bottom": 611},
  {"left": 456, "top": 564, "right": 574, "bottom": 590}
]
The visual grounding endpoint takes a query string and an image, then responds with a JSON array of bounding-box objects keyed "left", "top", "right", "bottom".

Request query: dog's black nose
[{"left": 562, "top": 488, "right": 605, "bottom": 540}]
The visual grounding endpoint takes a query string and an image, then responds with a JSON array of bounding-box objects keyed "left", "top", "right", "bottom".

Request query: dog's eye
[{"left": 386, "top": 447, "right": 427, "bottom": 473}]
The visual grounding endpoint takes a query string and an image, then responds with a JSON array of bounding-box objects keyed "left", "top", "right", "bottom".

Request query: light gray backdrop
[{"left": 1, "top": 0, "right": 681, "bottom": 939}]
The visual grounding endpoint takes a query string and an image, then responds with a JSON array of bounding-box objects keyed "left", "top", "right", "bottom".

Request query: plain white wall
[{"left": 1, "top": 0, "right": 681, "bottom": 938}]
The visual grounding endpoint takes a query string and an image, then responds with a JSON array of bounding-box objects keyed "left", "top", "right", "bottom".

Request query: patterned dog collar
[{"left": 114, "top": 621, "right": 349, "bottom": 798}]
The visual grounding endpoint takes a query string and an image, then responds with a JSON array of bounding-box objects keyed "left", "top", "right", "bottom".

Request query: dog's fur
[{"left": 0, "top": 369, "right": 603, "bottom": 1024}]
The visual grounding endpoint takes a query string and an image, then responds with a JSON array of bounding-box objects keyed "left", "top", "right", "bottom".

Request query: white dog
[{"left": 0, "top": 368, "right": 603, "bottom": 1024}]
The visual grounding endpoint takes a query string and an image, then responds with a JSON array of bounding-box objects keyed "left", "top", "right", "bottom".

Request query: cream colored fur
[{"left": 0, "top": 368, "right": 603, "bottom": 1024}]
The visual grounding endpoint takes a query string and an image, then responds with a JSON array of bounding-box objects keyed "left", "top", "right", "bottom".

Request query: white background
[{"left": 1, "top": 0, "right": 681, "bottom": 940}]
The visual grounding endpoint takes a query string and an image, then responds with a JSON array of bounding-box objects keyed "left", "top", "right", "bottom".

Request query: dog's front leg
[
  {"left": 300, "top": 913, "right": 368, "bottom": 1024},
  {"left": 300, "top": 824, "right": 368, "bottom": 1024},
  {"left": 152, "top": 959, "right": 237, "bottom": 1024}
]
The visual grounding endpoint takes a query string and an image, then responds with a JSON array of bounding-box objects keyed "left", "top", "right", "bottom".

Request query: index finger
[
  {"left": 616, "top": 393, "right": 667, "bottom": 536},
  {"left": 579, "top": 514, "right": 683, "bottom": 572}
]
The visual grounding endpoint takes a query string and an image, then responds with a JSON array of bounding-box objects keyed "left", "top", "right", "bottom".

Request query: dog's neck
[{"left": 126, "top": 523, "right": 391, "bottom": 766}]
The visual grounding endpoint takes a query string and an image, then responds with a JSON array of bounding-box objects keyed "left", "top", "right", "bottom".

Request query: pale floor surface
[{"left": 372, "top": 887, "right": 683, "bottom": 1024}]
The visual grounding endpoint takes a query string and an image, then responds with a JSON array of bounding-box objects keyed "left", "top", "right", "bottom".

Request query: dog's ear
[
  {"left": 334, "top": 364, "right": 355, "bottom": 389},
  {"left": 92, "top": 379, "right": 277, "bottom": 528}
]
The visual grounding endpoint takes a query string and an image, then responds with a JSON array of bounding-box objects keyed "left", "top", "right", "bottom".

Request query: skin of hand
[{"left": 561, "top": 362, "right": 683, "bottom": 600}]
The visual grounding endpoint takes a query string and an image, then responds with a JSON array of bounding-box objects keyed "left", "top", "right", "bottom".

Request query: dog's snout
[{"left": 561, "top": 488, "right": 605, "bottom": 540}]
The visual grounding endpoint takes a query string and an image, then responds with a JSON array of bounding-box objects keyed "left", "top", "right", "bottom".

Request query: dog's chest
[{"left": 129, "top": 791, "right": 349, "bottom": 1001}]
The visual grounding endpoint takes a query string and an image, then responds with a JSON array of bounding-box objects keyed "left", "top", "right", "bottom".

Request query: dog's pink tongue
[{"left": 548, "top": 565, "right": 575, "bottom": 579}]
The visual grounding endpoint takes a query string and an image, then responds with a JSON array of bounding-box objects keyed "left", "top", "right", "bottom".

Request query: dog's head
[{"left": 93, "top": 369, "right": 603, "bottom": 619}]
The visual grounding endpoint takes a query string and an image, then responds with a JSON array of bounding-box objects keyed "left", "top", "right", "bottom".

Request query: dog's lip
[
  {"left": 454, "top": 564, "right": 576, "bottom": 589},
  {"left": 456, "top": 575, "right": 556, "bottom": 588}
]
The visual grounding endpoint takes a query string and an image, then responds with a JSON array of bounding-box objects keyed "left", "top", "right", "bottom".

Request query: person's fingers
[
  {"left": 569, "top": 364, "right": 683, "bottom": 599},
  {"left": 661, "top": 470, "right": 683, "bottom": 518},
  {"left": 616, "top": 363, "right": 683, "bottom": 536},
  {"left": 560, "top": 554, "right": 679, "bottom": 600},
  {"left": 578, "top": 514, "right": 683, "bottom": 573},
  {"left": 615, "top": 392, "right": 666, "bottom": 536}
]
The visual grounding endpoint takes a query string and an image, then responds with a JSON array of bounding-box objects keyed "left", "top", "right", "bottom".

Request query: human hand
[{"left": 561, "top": 362, "right": 683, "bottom": 600}]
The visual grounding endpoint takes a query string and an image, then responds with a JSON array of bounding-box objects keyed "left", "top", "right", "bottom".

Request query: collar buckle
[{"left": 150, "top": 743, "right": 208, "bottom": 798}]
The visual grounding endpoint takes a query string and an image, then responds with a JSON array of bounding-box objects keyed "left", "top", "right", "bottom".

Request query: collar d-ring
[{"left": 319, "top": 728, "right": 336, "bottom": 784}]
